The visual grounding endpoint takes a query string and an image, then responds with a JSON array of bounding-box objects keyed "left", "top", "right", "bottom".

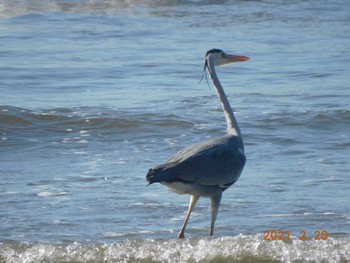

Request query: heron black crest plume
[
  {"left": 198, "top": 49, "right": 216, "bottom": 86},
  {"left": 146, "top": 49, "right": 249, "bottom": 238},
  {"left": 198, "top": 60, "right": 209, "bottom": 86}
]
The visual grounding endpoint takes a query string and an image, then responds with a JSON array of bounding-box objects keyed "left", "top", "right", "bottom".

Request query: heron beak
[{"left": 226, "top": 54, "right": 250, "bottom": 62}]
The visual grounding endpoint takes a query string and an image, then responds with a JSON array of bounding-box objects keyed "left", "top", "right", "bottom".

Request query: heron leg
[
  {"left": 178, "top": 195, "right": 200, "bottom": 239},
  {"left": 209, "top": 193, "right": 222, "bottom": 237}
]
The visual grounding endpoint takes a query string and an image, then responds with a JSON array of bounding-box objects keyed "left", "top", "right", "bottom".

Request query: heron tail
[{"left": 146, "top": 162, "right": 179, "bottom": 184}]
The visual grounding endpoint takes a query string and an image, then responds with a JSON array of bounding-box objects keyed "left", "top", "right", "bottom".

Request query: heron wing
[{"left": 147, "top": 134, "right": 245, "bottom": 187}]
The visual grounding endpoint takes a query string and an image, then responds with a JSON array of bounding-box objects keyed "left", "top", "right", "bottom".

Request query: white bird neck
[{"left": 207, "top": 57, "right": 242, "bottom": 139}]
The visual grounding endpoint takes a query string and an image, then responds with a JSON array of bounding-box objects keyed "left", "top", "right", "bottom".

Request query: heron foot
[
  {"left": 210, "top": 229, "right": 214, "bottom": 237},
  {"left": 178, "top": 232, "right": 185, "bottom": 239}
]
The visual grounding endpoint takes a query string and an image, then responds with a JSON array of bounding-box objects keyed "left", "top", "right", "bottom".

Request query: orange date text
[{"left": 263, "top": 230, "right": 328, "bottom": 241}]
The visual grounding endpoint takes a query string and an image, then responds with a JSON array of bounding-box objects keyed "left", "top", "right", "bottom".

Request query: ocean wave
[
  {"left": 0, "top": 235, "right": 349, "bottom": 263},
  {"left": 248, "top": 108, "right": 350, "bottom": 129},
  {"left": 2, "top": 104, "right": 349, "bottom": 150},
  {"left": 0, "top": 105, "right": 193, "bottom": 136},
  {"left": 0, "top": 0, "right": 211, "bottom": 19},
  {"left": 2, "top": 105, "right": 350, "bottom": 131}
]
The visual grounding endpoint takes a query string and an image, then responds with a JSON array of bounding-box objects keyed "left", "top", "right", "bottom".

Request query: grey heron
[{"left": 146, "top": 49, "right": 249, "bottom": 238}]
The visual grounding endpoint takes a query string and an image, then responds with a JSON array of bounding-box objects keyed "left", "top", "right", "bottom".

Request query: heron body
[
  {"left": 148, "top": 134, "right": 245, "bottom": 196},
  {"left": 146, "top": 49, "right": 249, "bottom": 238}
]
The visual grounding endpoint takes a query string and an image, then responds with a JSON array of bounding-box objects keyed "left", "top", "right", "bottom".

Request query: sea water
[{"left": 0, "top": 0, "right": 349, "bottom": 262}]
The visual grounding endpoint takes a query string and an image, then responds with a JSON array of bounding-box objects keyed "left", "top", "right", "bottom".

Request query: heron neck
[{"left": 207, "top": 58, "right": 242, "bottom": 138}]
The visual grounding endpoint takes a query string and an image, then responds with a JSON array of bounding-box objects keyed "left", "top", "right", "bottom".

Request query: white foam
[
  {"left": 38, "top": 191, "right": 68, "bottom": 197},
  {"left": 1, "top": 235, "right": 349, "bottom": 263}
]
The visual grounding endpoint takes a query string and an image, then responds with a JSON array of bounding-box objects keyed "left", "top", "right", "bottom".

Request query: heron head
[{"left": 205, "top": 49, "right": 249, "bottom": 67}]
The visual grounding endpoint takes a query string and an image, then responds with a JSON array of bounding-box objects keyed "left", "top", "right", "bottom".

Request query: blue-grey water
[{"left": 0, "top": 0, "right": 349, "bottom": 262}]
